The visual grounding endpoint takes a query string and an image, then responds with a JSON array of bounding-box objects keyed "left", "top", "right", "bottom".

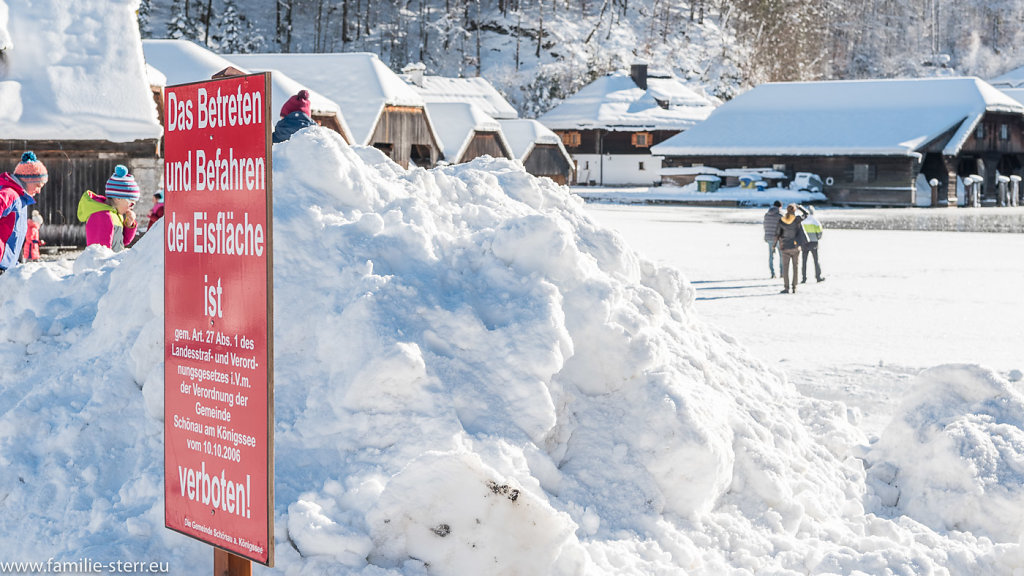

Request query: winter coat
[
  {"left": 802, "top": 213, "right": 823, "bottom": 243},
  {"left": 22, "top": 219, "right": 40, "bottom": 261},
  {"left": 272, "top": 111, "right": 316, "bottom": 144},
  {"left": 763, "top": 206, "right": 782, "bottom": 242},
  {"left": 148, "top": 202, "right": 165, "bottom": 230},
  {"left": 776, "top": 207, "right": 809, "bottom": 250},
  {"left": 0, "top": 172, "right": 35, "bottom": 271},
  {"left": 77, "top": 190, "right": 137, "bottom": 252}
]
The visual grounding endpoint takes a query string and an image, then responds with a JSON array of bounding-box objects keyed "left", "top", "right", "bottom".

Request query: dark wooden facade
[
  {"left": 660, "top": 111, "right": 1024, "bottom": 206},
  {"left": 369, "top": 105, "right": 441, "bottom": 168},
  {"left": 458, "top": 132, "right": 512, "bottom": 163},
  {"left": 523, "top": 144, "right": 573, "bottom": 185},
  {"left": 557, "top": 128, "right": 679, "bottom": 156},
  {"left": 0, "top": 139, "right": 160, "bottom": 245}
]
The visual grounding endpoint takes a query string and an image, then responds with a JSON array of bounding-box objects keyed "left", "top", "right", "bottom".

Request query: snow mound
[
  {"left": 869, "top": 364, "right": 1024, "bottom": 542},
  {"left": 0, "top": 126, "right": 1021, "bottom": 573}
]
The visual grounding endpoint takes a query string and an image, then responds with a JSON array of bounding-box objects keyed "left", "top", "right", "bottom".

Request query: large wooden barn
[
  {"left": 539, "top": 64, "right": 716, "bottom": 186},
  {"left": 230, "top": 53, "right": 442, "bottom": 168},
  {"left": 652, "top": 77, "right": 1024, "bottom": 207},
  {"left": 0, "top": 0, "right": 162, "bottom": 246}
]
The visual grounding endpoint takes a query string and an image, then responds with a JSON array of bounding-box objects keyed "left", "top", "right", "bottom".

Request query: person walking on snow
[
  {"left": 801, "top": 206, "right": 825, "bottom": 283},
  {"left": 77, "top": 165, "right": 139, "bottom": 252},
  {"left": 0, "top": 151, "right": 48, "bottom": 275},
  {"left": 775, "top": 204, "right": 809, "bottom": 294},
  {"left": 272, "top": 89, "right": 316, "bottom": 143},
  {"left": 762, "top": 200, "right": 782, "bottom": 278}
]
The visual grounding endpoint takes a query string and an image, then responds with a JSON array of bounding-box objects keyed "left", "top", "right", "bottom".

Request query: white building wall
[{"left": 571, "top": 153, "right": 661, "bottom": 186}]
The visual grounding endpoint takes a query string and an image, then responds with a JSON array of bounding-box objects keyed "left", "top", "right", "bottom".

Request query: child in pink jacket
[{"left": 77, "top": 165, "right": 139, "bottom": 252}]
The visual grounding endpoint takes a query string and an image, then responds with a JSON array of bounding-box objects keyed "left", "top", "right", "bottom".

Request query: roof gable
[
  {"left": 427, "top": 102, "right": 508, "bottom": 162},
  {"left": 498, "top": 118, "right": 572, "bottom": 166},
  {"left": 651, "top": 77, "right": 1024, "bottom": 158}
]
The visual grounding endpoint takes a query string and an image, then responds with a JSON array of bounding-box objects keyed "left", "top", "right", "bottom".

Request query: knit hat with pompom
[
  {"left": 105, "top": 165, "right": 140, "bottom": 201},
  {"left": 280, "top": 89, "right": 311, "bottom": 117},
  {"left": 14, "top": 151, "right": 47, "bottom": 184}
]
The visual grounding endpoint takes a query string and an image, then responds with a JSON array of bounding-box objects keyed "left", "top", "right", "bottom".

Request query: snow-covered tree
[
  {"left": 166, "top": 0, "right": 198, "bottom": 40},
  {"left": 213, "top": 0, "right": 265, "bottom": 53},
  {"left": 137, "top": 0, "right": 153, "bottom": 38}
]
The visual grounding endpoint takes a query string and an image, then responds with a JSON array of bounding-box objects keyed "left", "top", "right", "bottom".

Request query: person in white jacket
[{"left": 801, "top": 206, "right": 825, "bottom": 283}]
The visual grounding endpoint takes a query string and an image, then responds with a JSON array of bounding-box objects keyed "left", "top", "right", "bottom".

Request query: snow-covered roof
[
  {"left": 538, "top": 70, "right": 716, "bottom": 131},
  {"left": 427, "top": 102, "right": 509, "bottom": 162},
  {"left": 142, "top": 40, "right": 351, "bottom": 142},
  {"left": 651, "top": 77, "right": 1024, "bottom": 158},
  {"left": 1000, "top": 87, "right": 1024, "bottom": 106},
  {"left": 406, "top": 74, "right": 519, "bottom": 119},
  {"left": 498, "top": 118, "right": 573, "bottom": 168},
  {"left": 0, "top": 0, "right": 162, "bottom": 142},
  {"left": 991, "top": 66, "right": 1024, "bottom": 89},
  {"left": 229, "top": 52, "right": 425, "bottom": 145}
]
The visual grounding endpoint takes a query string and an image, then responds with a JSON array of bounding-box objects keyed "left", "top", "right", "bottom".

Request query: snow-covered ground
[
  {"left": 584, "top": 202, "right": 1024, "bottom": 436},
  {"left": 3, "top": 129, "right": 1024, "bottom": 574}
]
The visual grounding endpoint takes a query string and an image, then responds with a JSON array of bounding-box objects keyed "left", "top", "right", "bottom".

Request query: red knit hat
[
  {"left": 14, "top": 151, "right": 47, "bottom": 184},
  {"left": 280, "top": 90, "right": 311, "bottom": 117}
]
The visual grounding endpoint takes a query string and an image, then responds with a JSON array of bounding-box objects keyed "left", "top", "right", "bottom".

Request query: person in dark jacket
[
  {"left": 775, "top": 204, "right": 809, "bottom": 294},
  {"left": 762, "top": 200, "right": 782, "bottom": 278},
  {"left": 0, "top": 151, "right": 48, "bottom": 274},
  {"left": 272, "top": 89, "right": 317, "bottom": 143}
]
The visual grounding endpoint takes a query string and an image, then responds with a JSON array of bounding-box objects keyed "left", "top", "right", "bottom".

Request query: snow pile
[
  {"left": 1, "top": 127, "right": 1023, "bottom": 573},
  {"left": 868, "top": 364, "right": 1024, "bottom": 543}
]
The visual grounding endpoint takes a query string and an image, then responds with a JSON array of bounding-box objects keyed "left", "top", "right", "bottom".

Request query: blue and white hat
[{"left": 105, "top": 165, "right": 140, "bottom": 201}]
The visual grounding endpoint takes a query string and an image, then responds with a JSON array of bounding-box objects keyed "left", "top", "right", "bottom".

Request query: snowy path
[{"left": 586, "top": 203, "right": 1024, "bottom": 436}]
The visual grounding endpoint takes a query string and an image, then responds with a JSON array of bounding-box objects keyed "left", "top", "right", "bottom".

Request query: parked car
[{"left": 790, "top": 172, "right": 824, "bottom": 194}]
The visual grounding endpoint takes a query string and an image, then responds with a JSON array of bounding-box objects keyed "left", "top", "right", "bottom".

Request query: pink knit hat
[
  {"left": 280, "top": 90, "right": 311, "bottom": 117},
  {"left": 14, "top": 151, "right": 47, "bottom": 184}
]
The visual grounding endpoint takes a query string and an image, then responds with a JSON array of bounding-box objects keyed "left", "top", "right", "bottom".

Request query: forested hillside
[{"left": 139, "top": 0, "right": 1024, "bottom": 115}]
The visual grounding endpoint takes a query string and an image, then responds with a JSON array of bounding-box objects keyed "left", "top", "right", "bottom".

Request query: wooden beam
[{"left": 214, "top": 549, "right": 251, "bottom": 576}]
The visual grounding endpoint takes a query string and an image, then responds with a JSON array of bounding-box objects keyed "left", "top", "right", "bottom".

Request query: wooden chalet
[
  {"left": 499, "top": 119, "right": 575, "bottom": 185},
  {"left": 230, "top": 53, "right": 442, "bottom": 168},
  {"left": 426, "top": 102, "right": 513, "bottom": 164},
  {"left": 652, "top": 77, "right": 1024, "bottom": 207},
  {"left": 0, "top": 2, "right": 162, "bottom": 246},
  {"left": 539, "top": 64, "right": 716, "bottom": 186}
]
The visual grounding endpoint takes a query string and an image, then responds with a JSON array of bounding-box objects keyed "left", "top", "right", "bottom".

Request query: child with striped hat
[{"left": 77, "top": 165, "right": 140, "bottom": 252}]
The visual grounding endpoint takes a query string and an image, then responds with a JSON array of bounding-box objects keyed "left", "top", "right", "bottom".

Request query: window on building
[
  {"left": 1001, "top": 124, "right": 1010, "bottom": 140},
  {"left": 976, "top": 124, "right": 986, "bottom": 139},
  {"left": 853, "top": 164, "right": 872, "bottom": 183},
  {"left": 584, "top": 161, "right": 590, "bottom": 170},
  {"left": 773, "top": 164, "right": 787, "bottom": 172},
  {"left": 639, "top": 161, "right": 646, "bottom": 171},
  {"left": 560, "top": 131, "right": 581, "bottom": 147},
  {"left": 631, "top": 132, "right": 652, "bottom": 148}
]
